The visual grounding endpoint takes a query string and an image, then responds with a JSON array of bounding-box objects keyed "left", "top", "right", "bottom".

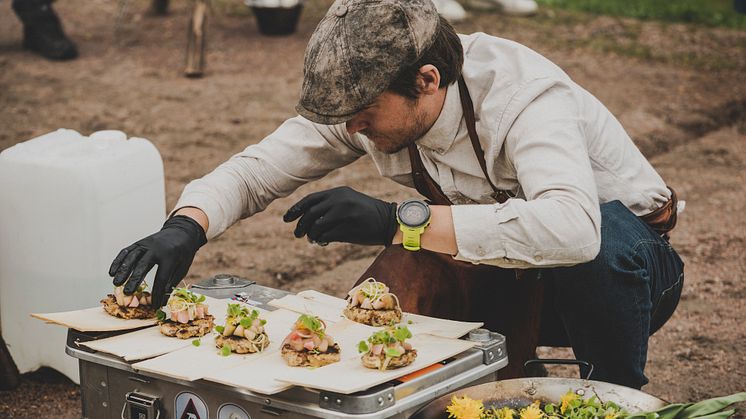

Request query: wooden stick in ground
[{"left": 185, "top": 0, "right": 209, "bottom": 77}]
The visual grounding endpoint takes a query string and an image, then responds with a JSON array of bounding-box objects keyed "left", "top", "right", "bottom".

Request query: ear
[{"left": 416, "top": 64, "right": 441, "bottom": 95}]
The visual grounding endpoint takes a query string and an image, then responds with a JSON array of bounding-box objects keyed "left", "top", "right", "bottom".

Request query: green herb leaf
[
  {"left": 393, "top": 326, "right": 412, "bottom": 342},
  {"left": 155, "top": 309, "right": 166, "bottom": 321},
  {"left": 299, "top": 314, "right": 324, "bottom": 336},
  {"left": 384, "top": 347, "right": 403, "bottom": 358},
  {"left": 407, "top": 319, "right": 413, "bottom": 325},
  {"left": 358, "top": 341, "right": 369, "bottom": 353},
  {"left": 240, "top": 318, "right": 252, "bottom": 329},
  {"left": 221, "top": 345, "right": 231, "bottom": 356},
  {"left": 192, "top": 339, "right": 201, "bottom": 347},
  {"left": 215, "top": 325, "right": 225, "bottom": 334}
]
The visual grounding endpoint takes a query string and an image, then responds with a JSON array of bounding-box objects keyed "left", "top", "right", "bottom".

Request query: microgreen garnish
[
  {"left": 220, "top": 345, "right": 231, "bottom": 356},
  {"left": 192, "top": 338, "right": 201, "bottom": 347}
]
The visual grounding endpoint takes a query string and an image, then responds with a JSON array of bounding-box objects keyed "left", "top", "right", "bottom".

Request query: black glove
[
  {"left": 283, "top": 186, "right": 398, "bottom": 246},
  {"left": 108, "top": 215, "right": 207, "bottom": 308}
]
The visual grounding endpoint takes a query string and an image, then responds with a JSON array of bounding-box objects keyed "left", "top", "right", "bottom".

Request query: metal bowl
[{"left": 410, "top": 377, "right": 668, "bottom": 418}]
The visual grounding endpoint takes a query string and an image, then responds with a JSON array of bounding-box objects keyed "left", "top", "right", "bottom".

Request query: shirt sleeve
[
  {"left": 174, "top": 116, "right": 365, "bottom": 239},
  {"left": 451, "top": 82, "right": 601, "bottom": 268}
]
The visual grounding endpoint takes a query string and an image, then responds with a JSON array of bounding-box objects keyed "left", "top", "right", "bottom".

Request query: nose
[{"left": 346, "top": 116, "right": 368, "bottom": 136}]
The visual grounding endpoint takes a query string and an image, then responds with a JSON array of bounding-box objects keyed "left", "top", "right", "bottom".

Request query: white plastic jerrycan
[{"left": 0, "top": 129, "right": 166, "bottom": 383}]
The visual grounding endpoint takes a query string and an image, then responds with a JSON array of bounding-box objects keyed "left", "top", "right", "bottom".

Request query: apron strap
[{"left": 407, "top": 77, "right": 514, "bottom": 204}]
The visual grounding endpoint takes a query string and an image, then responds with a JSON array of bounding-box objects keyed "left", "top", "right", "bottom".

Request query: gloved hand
[
  {"left": 283, "top": 186, "right": 398, "bottom": 246},
  {"left": 109, "top": 215, "right": 207, "bottom": 308}
]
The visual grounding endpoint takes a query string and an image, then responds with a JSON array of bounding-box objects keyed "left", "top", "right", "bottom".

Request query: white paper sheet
[
  {"left": 204, "top": 318, "right": 374, "bottom": 395},
  {"left": 271, "top": 290, "right": 483, "bottom": 339},
  {"left": 77, "top": 297, "right": 232, "bottom": 361},
  {"left": 276, "top": 332, "right": 477, "bottom": 394},
  {"left": 31, "top": 307, "right": 157, "bottom": 332},
  {"left": 132, "top": 307, "right": 298, "bottom": 382}
]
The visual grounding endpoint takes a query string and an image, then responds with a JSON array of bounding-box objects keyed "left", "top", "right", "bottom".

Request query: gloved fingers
[
  {"left": 151, "top": 260, "right": 177, "bottom": 308},
  {"left": 306, "top": 207, "right": 346, "bottom": 242},
  {"left": 293, "top": 200, "right": 333, "bottom": 238},
  {"left": 123, "top": 254, "right": 156, "bottom": 295},
  {"left": 113, "top": 246, "right": 146, "bottom": 288},
  {"left": 283, "top": 190, "right": 331, "bottom": 222},
  {"left": 109, "top": 244, "right": 138, "bottom": 278},
  {"left": 316, "top": 225, "right": 351, "bottom": 245}
]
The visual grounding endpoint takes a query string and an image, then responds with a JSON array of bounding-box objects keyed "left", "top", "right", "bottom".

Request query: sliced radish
[
  {"left": 245, "top": 329, "right": 256, "bottom": 340},
  {"left": 234, "top": 325, "right": 245, "bottom": 337},
  {"left": 361, "top": 298, "right": 373, "bottom": 309},
  {"left": 291, "top": 338, "right": 305, "bottom": 352},
  {"left": 128, "top": 296, "right": 140, "bottom": 308},
  {"left": 139, "top": 295, "right": 148, "bottom": 305},
  {"left": 177, "top": 310, "right": 189, "bottom": 324},
  {"left": 123, "top": 295, "right": 133, "bottom": 307},
  {"left": 303, "top": 339, "right": 315, "bottom": 351},
  {"left": 319, "top": 339, "right": 329, "bottom": 352},
  {"left": 372, "top": 344, "right": 384, "bottom": 355}
]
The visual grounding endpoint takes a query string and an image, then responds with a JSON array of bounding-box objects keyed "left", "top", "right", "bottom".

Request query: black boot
[{"left": 12, "top": 0, "right": 78, "bottom": 60}]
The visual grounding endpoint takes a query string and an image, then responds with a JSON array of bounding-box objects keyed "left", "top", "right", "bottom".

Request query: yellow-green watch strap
[{"left": 400, "top": 224, "right": 428, "bottom": 251}]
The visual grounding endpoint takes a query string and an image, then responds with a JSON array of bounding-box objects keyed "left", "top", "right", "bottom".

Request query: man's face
[{"left": 345, "top": 91, "right": 429, "bottom": 154}]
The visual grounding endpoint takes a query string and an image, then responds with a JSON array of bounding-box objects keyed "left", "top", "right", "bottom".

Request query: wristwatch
[{"left": 396, "top": 199, "right": 431, "bottom": 251}]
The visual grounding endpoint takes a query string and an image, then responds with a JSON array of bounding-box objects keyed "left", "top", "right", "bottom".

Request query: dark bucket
[
  {"left": 252, "top": 5, "right": 303, "bottom": 36},
  {"left": 735, "top": 0, "right": 746, "bottom": 13}
]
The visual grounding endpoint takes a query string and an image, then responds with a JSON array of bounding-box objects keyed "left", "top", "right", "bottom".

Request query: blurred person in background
[
  {"left": 10, "top": 0, "right": 77, "bottom": 60},
  {"left": 432, "top": 0, "right": 538, "bottom": 22}
]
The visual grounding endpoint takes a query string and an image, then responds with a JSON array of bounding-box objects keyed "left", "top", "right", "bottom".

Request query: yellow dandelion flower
[
  {"left": 519, "top": 404, "right": 544, "bottom": 419},
  {"left": 495, "top": 406, "right": 516, "bottom": 419},
  {"left": 446, "top": 395, "right": 485, "bottom": 419},
  {"left": 605, "top": 414, "right": 618, "bottom": 419},
  {"left": 560, "top": 392, "right": 579, "bottom": 414}
]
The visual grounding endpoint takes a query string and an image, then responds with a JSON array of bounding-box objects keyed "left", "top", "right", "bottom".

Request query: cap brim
[{"left": 295, "top": 103, "right": 360, "bottom": 125}]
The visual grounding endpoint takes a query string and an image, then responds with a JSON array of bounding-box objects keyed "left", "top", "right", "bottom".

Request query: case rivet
[
  {"left": 378, "top": 397, "right": 384, "bottom": 406},
  {"left": 100, "top": 381, "right": 107, "bottom": 387},
  {"left": 336, "top": 399, "right": 342, "bottom": 405},
  {"left": 102, "top": 401, "right": 108, "bottom": 408}
]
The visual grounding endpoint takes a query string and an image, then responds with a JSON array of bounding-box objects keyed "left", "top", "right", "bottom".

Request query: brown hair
[{"left": 387, "top": 16, "right": 464, "bottom": 99}]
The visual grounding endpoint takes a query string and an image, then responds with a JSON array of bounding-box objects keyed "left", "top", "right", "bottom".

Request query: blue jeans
[{"left": 537, "top": 200, "right": 685, "bottom": 389}]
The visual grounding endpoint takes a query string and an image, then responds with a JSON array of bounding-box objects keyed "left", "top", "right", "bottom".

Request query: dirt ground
[{"left": 1, "top": 0, "right": 745, "bottom": 417}]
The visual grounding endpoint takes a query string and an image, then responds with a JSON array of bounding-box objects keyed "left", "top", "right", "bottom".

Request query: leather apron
[{"left": 353, "top": 78, "right": 544, "bottom": 379}]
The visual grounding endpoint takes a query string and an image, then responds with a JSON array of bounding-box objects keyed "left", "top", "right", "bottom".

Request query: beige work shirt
[{"left": 175, "top": 33, "right": 671, "bottom": 268}]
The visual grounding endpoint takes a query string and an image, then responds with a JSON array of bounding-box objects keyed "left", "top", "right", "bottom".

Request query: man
[
  {"left": 110, "top": 0, "right": 684, "bottom": 389},
  {"left": 10, "top": 0, "right": 77, "bottom": 60}
]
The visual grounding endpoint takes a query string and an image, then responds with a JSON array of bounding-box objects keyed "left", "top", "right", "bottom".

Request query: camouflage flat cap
[{"left": 296, "top": 0, "right": 439, "bottom": 125}]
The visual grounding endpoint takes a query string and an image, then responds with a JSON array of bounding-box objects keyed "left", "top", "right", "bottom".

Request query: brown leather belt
[{"left": 639, "top": 187, "right": 679, "bottom": 235}]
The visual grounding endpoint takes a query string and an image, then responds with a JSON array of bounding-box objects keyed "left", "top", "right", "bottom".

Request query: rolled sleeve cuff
[
  {"left": 451, "top": 203, "right": 525, "bottom": 266},
  {"left": 173, "top": 192, "right": 229, "bottom": 241}
]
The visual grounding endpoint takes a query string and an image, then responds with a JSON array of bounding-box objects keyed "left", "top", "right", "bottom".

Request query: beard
[{"left": 362, "top": 109, "right": 430, "bottom": 154}]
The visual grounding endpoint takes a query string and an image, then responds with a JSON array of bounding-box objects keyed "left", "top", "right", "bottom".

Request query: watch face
[{"left": 398, "top": 200, "right": 430, "bottom": 227}]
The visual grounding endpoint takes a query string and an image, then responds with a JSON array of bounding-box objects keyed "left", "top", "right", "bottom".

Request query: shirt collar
[{"left": 415, "top": 82, "right": 463, "bottom": 153}]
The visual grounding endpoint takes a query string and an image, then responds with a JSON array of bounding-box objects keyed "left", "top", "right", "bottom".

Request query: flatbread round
[
  {"left": 281, "top": 343, "right": 341, "bottom": 367},
  {"left": 343, "top": 306, "right": 402, "bottom": 327},
  {"left": 159, "top": 315, "right": 214, "bottom": 339},
  {"left": 101, "top": 295, "right": 156, "bottom": 320},
  {"left": 215, "top": 334, "right": 270, "bottom": 354},
  {"left": 361, "top": 349, "right": 417, "bottom": 370}
]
